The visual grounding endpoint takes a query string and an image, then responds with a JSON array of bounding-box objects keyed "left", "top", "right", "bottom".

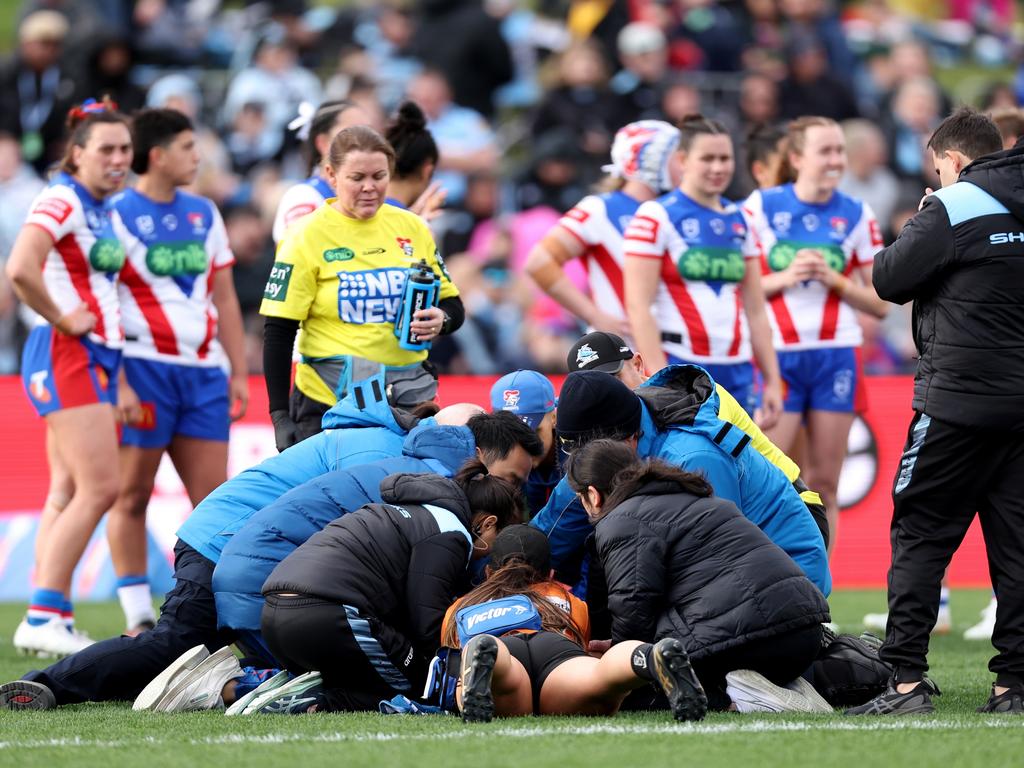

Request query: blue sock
[
  {"left": 115, "top": 574, "right": 149, "bottom": 589},
  {"left": 233, "top": 666, "right": 283, "bottom": 698},
  {"left": 27, "top": 588, "right": 65, "bottom": 626}
]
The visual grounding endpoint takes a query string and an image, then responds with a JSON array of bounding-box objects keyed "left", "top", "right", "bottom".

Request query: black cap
[
  {"left": 556, "top": 370, "right": 642, "bottom": 448},
  {"left": 489, "top": 524, "right": 551, "bottom": 574},
  {"left": 567, "top": 332, "right": 634, "bottom": 374}
]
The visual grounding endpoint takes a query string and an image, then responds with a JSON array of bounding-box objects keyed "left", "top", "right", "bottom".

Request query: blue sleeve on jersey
[{"left": 530, "top": 477, "right": 592, "bottom": 572}]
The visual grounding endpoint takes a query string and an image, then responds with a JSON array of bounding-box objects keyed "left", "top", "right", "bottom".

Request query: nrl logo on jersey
[
  {"left": 772, "top": 211, "right": 792, "bottom": 234},
  {"left": 682, "top": 218, "right": 700, "bottom": 239},
  {"left": 135, "top": 215, "right": 155, "bottom": 237},
  {"left": 396, "top": 237, "right": 414, "bottom": 258},
  {"left": 162, "top": 214, "right": 178, "bottom": 231},
  {"left": 709, "top": 218, "right": 726, "bottom": 235},
  {"left": 575, "top": 343, "right": 599, "bottom": 369}
]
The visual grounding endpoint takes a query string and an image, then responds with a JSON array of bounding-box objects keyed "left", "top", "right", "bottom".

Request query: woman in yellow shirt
[{"left": 260, "top": 126, "right": 463, "bottom": 450}]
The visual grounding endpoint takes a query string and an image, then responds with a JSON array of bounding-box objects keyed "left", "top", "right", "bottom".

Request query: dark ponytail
[
  {"left": 385, "top": 101, "right": 439, "bottom": 181},
  {"left": 676, "top": 113, "right": 730, "bottom": 153},
  {"left": 454, "top": 458, "right": 528, "bottom": 529},
  {"left": 304, "top": 100, "right": 361, "bottom": 175}
]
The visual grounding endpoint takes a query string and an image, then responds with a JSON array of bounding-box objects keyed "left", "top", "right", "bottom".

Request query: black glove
[{"left": 270, "top": 409, "right": 299, "bottom": 453}]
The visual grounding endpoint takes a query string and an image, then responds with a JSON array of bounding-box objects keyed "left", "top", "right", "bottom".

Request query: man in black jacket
[{"left": 848, "top": 108, "right": 1024, "bottom": 716}]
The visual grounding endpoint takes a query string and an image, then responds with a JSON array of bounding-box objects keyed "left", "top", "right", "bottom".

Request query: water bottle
[{"left": 394, "top": 259, "right": 439, "bottom": 351}]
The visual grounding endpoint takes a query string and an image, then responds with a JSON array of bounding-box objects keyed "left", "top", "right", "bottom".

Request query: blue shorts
[
  {"left": 778, "top": 347, "right": 859, "bottom": 414},
  {"left": 121, "top": 357, "right": 229, "bottom": 449},
  {"left": 21, "top": 325, "right": 121, "bottom": 417},
  {"left": 667, "top": 356, "right": 757, "bottom": 415}
]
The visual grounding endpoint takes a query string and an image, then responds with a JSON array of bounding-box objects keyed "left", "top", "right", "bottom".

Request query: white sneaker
[
  {"left": 784, "top": 676, "right": 833, "bottom": 712},
  {"left": 13, "top": 617, "right": 94, "bottom": 658},
  {"left": 241, "top": 671, "right": 322, "bottom": 715},
  {"left": 964, "top": 598, "right": 997, "bottom": 641},
  {"left": 225, "top": 670, "right": 290, "bottom": 716},
  {"left": 726, "top": 669, "right": 832, "bottom": 714},
  {"left": 133, "top": 645, "right": 210, "bottom": 711},
  {"left": 153, "top": 646, "right": 243, "bottom": 712},
  {"left": 862, "top": 609, "right": 952, "bottom": 635}
]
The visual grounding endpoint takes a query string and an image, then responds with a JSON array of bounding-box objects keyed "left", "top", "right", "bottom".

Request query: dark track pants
[
  {"left": 25, "top": 541, "right": 235, "bottom": 704},
  {"left": 261, "top": 594, "right": 425, "bottom": 712},
  {"left": 881, "top": 412, "right": 1024, "bottom": 686}
]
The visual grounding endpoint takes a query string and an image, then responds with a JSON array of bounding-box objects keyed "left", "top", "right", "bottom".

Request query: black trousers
[
  {"left": 881, "top": 412, "right": 1024, "bottom": 686},
  {"left": 261, "top": 594, "right": 426, "bottom": 712},
  {"left": 25, "top": 541, "right": 236, "bottom": 704}
]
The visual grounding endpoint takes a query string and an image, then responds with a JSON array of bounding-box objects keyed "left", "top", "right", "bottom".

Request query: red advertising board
[{"left": 0, "top": 374, "right": 992, "bottom": 589}]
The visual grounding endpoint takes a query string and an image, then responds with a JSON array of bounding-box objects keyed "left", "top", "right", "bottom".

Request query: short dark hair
[
  {"left": 131, "top": 108, "right": 192, "bottom": 175},
  {"left": 745, "top": 122, "right": 786, "bottom": 177},
  {"left": 467, "top": 411, "right": 544, "bottom": 463},
  {"left": 927, "top": 107, "right": 1002, "bottom": 162},
  {"left": 453, "top": 458, "right": 528, "bottom": 526},
  {"left": 677, "top": 113, "right": 730, "bottom": 153}
]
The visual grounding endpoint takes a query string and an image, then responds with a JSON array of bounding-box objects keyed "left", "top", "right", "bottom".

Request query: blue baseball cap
[{"left": 490, "top": 370, "right": 557, "bottom": 430}]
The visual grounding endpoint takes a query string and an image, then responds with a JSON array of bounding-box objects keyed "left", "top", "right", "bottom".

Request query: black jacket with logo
[
  {"left": 873, "top": 146, "right": 1024, "bottom": 429},
  {"left": 263, "top": 473, "right": 472, "bottom": 656}
]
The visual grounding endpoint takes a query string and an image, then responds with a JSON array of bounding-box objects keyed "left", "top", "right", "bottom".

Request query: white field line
[{"left": 0, "top": 718, "right": 1019, "bottom": 750}]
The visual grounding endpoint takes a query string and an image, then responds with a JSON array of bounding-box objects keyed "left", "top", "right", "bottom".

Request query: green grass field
[{"left": 0, "top": 590, "right": 1020, "bottom": 767}]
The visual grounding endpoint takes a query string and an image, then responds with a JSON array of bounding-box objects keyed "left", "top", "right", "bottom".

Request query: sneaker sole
[
  {"left": 242, "top": 671, "right": 322, "bottom": 715},
  {"left": 786, "top": 676, "right": 834, "bottom": 713},
  {"left": 727, "top": 669, "right": 822, "bottom": 714},
  {"left": 154, "top": 646, "right": 237, "bottom": 712},
  {"left": 0, "top": 681, "right": 56, "bottom": 710},
  {"left": 652, "top": 638, "right": 707, "bottom": 722},
  {"left": 461, "top": 636, "right": 498, "bottom": 724},
  {"left": 226, "top": 670, "right": 290, "bottom": 716},
  {"left": 133, "top": 645, "right": 210, "bottom": 711}
]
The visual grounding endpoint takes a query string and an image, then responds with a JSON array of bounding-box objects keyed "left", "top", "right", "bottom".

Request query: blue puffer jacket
[
  {"left": 212, "top": 422, "right": 477, "bottom": 631},
  {"left": 533, "top": 365, "right": 831, "bottom": 596},
  {"left": 177, "top": 374, "right": 418, "bottom": 563}
]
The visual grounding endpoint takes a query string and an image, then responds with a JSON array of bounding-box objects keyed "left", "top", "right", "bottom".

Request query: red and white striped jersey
[
  {"left": 272, "top": 175, "right": 333, "bottom": 244},
  {"left": 23, "top": 173, "right": 125, "bottom": 347},
  {"left": 112, "top": 188, "right": 234, "bottom": 366},
  {"left": 744, "top": 184, "right": 883, "bottom": 350},
  {"left": 557, "top": 190, "right": 644, "bottom": 323},
  {"left": 624, "top": 190, "right": 760, "bottom": 363}
]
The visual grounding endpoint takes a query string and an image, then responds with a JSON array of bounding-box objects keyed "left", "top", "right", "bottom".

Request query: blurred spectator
[
  {"left": 562, "top": 0, "right": 631, "bottom": 66},
  {"left": 530, "top": 40, "right": 619, "bottom": 184},
  {"left": 0, "top": 11, "right": 77, "bottom": 174},
  {"left": 877, "top": 40, "right": 953, "bottom": 117},
  {"left": 661, "top": 0, "right": 744, "bottom": 72},
  {"left": 980, "top": 81, "right": 1018, "bottom": 112},
  {"left": 514, "top": 128, "right": 588, "bottom": 212},
  {"left": 488, "top": 0, "right": 571, "bottom": 111},
  {"left": 737, "top": 0, "right": 787, "bottom": 80},
  {"left": 130, "top": 0, "right": 212, "bottom": 66},
  {"left": 406, "top": 68, "right": 499, "bottom": 207},
  {"left": 778, "top": 32, "right": 859, "bottom": 122},
  {"left": 881, "top": 76, "right": 941, "bottom": 183},
  {"left": 839, "top": 119, "right": 900, "bottom": 235},
  {"left": 411, "top": 0, "right": 514, "bottom": 119},
  {"left": 989, "top": 106, "right": 1024, "bottom": 150},
  {"left": 610, "top": 22, "right": 670, "bottom": 123},
  {"left": 18, "top": 0, "right": 109, "bottom": 66},
  {"left": 224, "top": 203, "right": 275, "bottom": 373},
  {"left": 350, "top": 0, "right": 423, "bottom": 113},
  {"left": 657, "top": 75, "right": 701, "bottom": 123},
  {"left": 432, "top": 170, "right": 501, "bottom": 257},
  {"left": 779, "top": 0, "right": 857, "bottom": 85},
  {"left": 737, "top": 71, "right": 780, "bottom": 131},
  {"left": 222, "top": 25, "right": 322, "bottom": 166},
  {"left": 73, "top": 33, "right": 146, "bottom": 114},
  {"left": 0, "top": 133, "right": 44, "bottom": 373},
  {"left": 146, "top": 73, "right": 240, "bottom": 204}
]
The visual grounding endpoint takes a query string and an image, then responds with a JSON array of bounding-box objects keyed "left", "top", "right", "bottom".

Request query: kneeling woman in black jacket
[
  {"left": 256, "top": 462, "right": 524, "bottom": 713},
  {"left": 567, "top": 440, "right": 832, "bottom": 711}
]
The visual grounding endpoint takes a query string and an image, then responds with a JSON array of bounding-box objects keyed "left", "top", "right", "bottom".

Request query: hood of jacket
[
  {"left": 959, "top": 145, "right": 1024, "bottom": 221},
  {"left": 401, "top": 423, "right": 475, "bottom": 475},
  {"left": 320, "top": 373, "right": 414, "bottom": 434},
  {"left": 380, "top": 473, "right": 472, "bottom": 527},
  {"left": 636, "top": 365, "right": 715, "bottom": 430}
]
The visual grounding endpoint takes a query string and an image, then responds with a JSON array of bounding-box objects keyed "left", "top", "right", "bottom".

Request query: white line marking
[{"left": 0, "top": 717, "right": 1018, "bottom": 750}]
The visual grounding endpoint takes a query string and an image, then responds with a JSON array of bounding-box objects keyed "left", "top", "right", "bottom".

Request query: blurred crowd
[{"left": 0, "top": 0, "right": 1020, "bottom": 376}]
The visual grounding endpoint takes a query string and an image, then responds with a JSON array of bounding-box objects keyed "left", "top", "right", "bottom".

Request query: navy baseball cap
[{"left": 490, "top": 370, "right": 557, "bottom": 430}]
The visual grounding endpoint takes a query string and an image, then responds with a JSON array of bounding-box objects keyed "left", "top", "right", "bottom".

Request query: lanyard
[{"left": 18, "top": 67, "right": 60, "bottom": 133}]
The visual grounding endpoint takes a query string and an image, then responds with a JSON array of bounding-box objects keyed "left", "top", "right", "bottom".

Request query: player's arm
[
  {"left": 740, "top": 262, "right": 782, "bottom": 429},
  {"left": 6, "top": 225, "right": 91, "bottom": 333},
  {"left": 212, "top": 266, "right": 249, "bottom": 420}
]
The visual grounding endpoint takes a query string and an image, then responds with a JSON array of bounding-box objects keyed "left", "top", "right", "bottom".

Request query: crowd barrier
[{"left": 0, "top": 374, "right": 991, "bottom": 600}]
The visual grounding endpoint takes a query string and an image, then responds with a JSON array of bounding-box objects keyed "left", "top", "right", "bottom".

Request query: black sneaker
[
  {"left": 460, "top": 634, "right": 498, "bottom": 724},
  {"left": 844, "top": 677, "right": 939, "bottom": 716},
  {"left": 977, "top": 684, "right": 1024, "bottom": 713},
  {"left": 651, "top": 638, "right": 708, "bottom": 722},
  {"left": 0, "top": 680, "right": 56, "bottom": 710}
]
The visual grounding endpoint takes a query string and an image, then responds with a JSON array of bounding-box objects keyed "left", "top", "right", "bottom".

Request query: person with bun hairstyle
[
  {"left": 567, "top": 439, "right": 832, "bottom": 713},
  {"left": 272, "top": 100, "right": 373, "bottom": 244},
  {"left": 7, "top": 99, "right": 134, "bottom": 657},
  {"left": 260, "top": 125, "right": 464, "bottom": 451},
  {"left": 623, "top": 115, "right": 782, "bottom": 424},
  {"left": 383, "top": 101, "right": 444, "bottom": 218},
  {"left": 744, "top": 116, "right": 889, "bottom": 553},
  {"left": 525, "top": 120, "right": 681, "bottom": 339},
  {"left": 440, "top": 523, "right": 708, "bottom": 723}
]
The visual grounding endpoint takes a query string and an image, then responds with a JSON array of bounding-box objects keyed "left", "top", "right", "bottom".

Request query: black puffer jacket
[
  {"left": 873, "top": 145, "right": 1024, "bottom": 429},
  {"left": 594, "top": 479, "right": 830, "bottom": 660},
  {"left": 263, "top": 473, "right": 473, "bottom": 655}
]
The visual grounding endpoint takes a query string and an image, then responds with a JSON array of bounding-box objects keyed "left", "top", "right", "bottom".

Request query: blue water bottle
[{"left": 394, "top": 259, "right": 439, "bottom": 351}]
